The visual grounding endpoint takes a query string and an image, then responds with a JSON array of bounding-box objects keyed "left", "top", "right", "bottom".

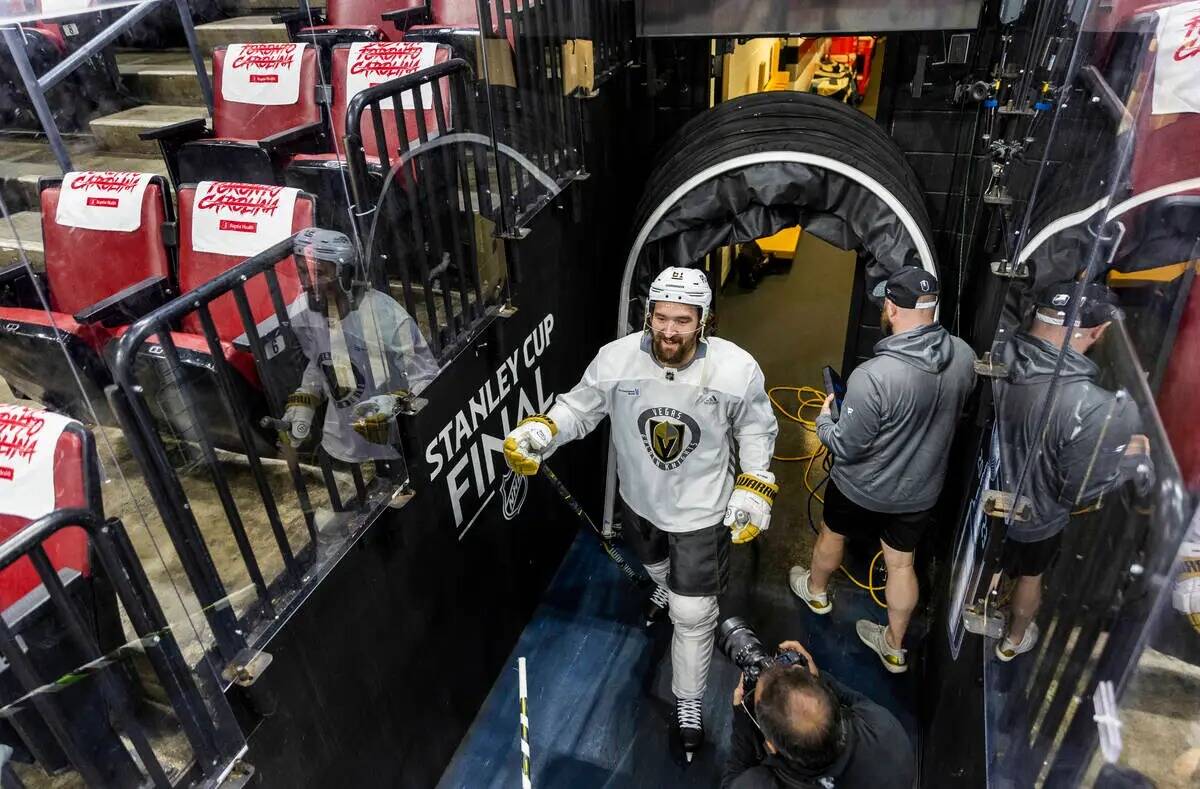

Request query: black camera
[{"left": 718, "top": 617, "right": 807, "bottom": 692}]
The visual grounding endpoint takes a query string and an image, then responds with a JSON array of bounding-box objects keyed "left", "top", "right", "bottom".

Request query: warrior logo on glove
[
  {"left": 725, "top": 473, "right": 778, "bottom": 544},
  {"left": 637, "top": 407, "right": 701, "bottom": 470}
]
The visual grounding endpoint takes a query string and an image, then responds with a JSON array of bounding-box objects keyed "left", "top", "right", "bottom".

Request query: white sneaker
[
  {"left": 788, "top": 566, "right": 832, "bottom": 615},
  {"left": 856, "top": 620, "right": 907, "bottom": 674},
  {"left": 996, "top": 622, "right": 1040, "bottom": 662}
]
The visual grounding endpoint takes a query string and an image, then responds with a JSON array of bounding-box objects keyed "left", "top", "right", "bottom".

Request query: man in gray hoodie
[
  {"left": 991, "top": 281, "right": 1151, "bottom": 661},
  {"left": 789, "top": 267, "right": 975, "bottom": 673}
]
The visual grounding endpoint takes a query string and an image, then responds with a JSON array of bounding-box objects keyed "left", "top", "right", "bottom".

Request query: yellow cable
[{"left": 768, "top": 382, "right": 887, "bottom": 606}]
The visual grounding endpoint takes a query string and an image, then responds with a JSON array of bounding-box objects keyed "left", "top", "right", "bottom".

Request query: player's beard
[
  {"left": 880, "top": 306, "right": 893, "bottom": 336},
  {"left": 653, "top": 329, "right": 698, "bottom": 366}
]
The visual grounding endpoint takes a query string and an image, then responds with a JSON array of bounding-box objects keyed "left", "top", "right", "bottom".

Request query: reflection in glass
[
  {"left": 286, "top": 227, "right": 437, "bottom": 466},
  {"left": 993, "top": 281, "right": 1153, "bottom": 659}
]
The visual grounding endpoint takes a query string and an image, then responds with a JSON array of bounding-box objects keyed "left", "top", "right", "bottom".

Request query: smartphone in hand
[{"left": 822, "top": 366, "right": 846, "bottom": 421}]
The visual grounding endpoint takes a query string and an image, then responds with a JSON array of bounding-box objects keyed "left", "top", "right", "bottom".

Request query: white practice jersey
[
  {"left": 547, "top": 333, "right": 777, "bottom": 533},
  {"left": 291, "top": 289, "right": 439, "bottom": 463}
]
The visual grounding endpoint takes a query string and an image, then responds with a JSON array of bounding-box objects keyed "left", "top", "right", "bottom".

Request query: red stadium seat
[
  {"left": 111, "top": 182, "right": 314, "bottom": 455},
  {"left": 0, "top": 415, "right": 92, "bottom": 609},
  {"left": 175, "top": 184, "right": 314, "bottom": 345},
  {"left": 0, "top": 173, "right": 174, "bottom": 421},
  {"left": 0, "top": 410, "right": 141, "bottom": 780},
  {"left": 278, "top": 0, "right": 428, "bottom": 52},
  {"left": 142, "top": 44, "right": 326, "bottom": 188},
  {"left": 431, "top": 0, "right": 481, "bottom": 26},
  {"left": 406, "top": 1, "right": 516, "bottom": 66},
  {"left": 286, "top": 41, "right": 452, "bottom": 233}
]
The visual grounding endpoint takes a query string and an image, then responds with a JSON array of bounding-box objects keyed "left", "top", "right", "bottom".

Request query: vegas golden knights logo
[
  {"left": 652, "top": 420, "right": 683, "bottom": 462},
  {"left": 637, "top": 407, "right": 701, "bottom": 470}
]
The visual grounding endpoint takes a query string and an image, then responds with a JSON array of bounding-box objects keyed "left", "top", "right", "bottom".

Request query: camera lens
[{"left": 718, "top": 616, "right": 769, "bottom": 671}]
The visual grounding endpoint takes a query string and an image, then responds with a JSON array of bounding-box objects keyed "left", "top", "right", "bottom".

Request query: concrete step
[
  {"left": 90, "top": 105, "right": 210, "bottom": 153},
  {"left": 118, "top": 51, "right": 212, "bottom": 107},
  {"left": 222, "top": 0, "right": 323, "bottom": 13},
  {"left": 0, "top": 138, "right": 168, "bottom": 212},
  {"left": 195, "top": 15, "right": 290, "bottom": 53},
  {"left": 0, "top": 211, "right": 44, "bottom": 268}
]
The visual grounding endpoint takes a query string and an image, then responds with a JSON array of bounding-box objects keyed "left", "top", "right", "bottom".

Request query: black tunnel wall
[
  {"left": 234, "top": 74, "right": 653, "bottom": 788},
  {"left": 873, "top": 19, "right": 1066, "bottom": 358}
]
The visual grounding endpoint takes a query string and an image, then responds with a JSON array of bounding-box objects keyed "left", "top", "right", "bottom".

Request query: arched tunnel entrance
[
  {"left": 587, "top": 90, "right": 945, "bottom": 768},
  {"left": 604, "top": 92, "right": 940, "bottom": 534}
]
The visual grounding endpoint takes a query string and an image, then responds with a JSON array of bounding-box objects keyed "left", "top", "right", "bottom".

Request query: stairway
[{"left": 0, "top": 2, "right": 305, "bottom": 265}]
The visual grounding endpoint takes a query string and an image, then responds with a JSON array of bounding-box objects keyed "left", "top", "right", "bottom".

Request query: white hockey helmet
[{"left": 647, "top": 266, "right": 712, "bottom": 334}]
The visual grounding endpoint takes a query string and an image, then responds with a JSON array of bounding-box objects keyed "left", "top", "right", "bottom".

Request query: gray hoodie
[
  {"left": 817, "top": 324, "right": 975, "bottom": 514},
  {"left": 994, "top": 333, "right": 1147, "bottom": 543}
]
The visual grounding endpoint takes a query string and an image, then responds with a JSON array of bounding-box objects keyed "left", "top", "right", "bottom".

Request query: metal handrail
[
  {"left": 110, "top": 236, "right": 294, "bottom": 374},
  {"left": 0, "top": 508, "right": 241, "bottom": 785},
  {"left": 0, "top": 0, "right": 213, "bottom": 172}
]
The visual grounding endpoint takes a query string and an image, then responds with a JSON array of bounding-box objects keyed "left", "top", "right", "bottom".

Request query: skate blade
[{"left": 685, "top": 752, "right": 694, "bottom": 763}]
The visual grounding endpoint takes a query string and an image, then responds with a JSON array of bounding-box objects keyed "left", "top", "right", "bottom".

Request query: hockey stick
[{"left": 538, "top": 463, "right": 652, "bottom": 589}]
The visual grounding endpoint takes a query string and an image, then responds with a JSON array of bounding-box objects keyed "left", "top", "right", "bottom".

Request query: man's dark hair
[{"left": 756, "top": 664, "right": 844, "bottom": 769}]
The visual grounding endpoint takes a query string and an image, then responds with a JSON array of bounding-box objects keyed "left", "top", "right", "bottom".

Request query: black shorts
[
  {"left": 1000, "top": 532, "right": 1063, "bottom": 578},
  {"left": 620, "top": 502, "right": 729, "bottom": 597},
  {"left": 822, "top": 478, "right": 933, "bottom": 553}
]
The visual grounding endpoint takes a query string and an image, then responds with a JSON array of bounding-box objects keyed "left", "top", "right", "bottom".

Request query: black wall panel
[{"left": 239, "top": 78, "right": 651, "bottom": 787}]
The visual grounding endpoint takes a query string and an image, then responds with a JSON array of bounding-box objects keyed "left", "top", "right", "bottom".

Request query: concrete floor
[
  {"left": 719, "top": 233, "right": 857, "bottom": 584},
  {"left": 441, "top": 236, "right": 921, "bottom": 789}
]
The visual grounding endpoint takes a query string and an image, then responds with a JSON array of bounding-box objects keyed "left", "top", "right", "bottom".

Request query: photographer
[{"left": 725, "top": 640, "right": 914, "bottom": 788}]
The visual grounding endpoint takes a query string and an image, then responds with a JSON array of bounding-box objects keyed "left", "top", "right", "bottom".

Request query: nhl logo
[
  {"left": 500, "top": 470, "right": 527, "bottom": 520},
  {"left": 637, "top": 407, "right": 701, "bottom": 470}
]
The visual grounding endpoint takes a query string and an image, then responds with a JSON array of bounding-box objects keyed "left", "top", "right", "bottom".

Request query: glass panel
[
  {"left": 1085, "top": 514, "right": 1200, "bottom": 788},
  {"left": 975, "top": 1, "right": 1200, "bottom": 784},
  {"left": 476, "top": 0, "right": 590, "bottom": 231}
]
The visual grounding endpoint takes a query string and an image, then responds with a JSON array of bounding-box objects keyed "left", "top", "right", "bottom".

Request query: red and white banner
[
  {"left": 192, "top": 181, "right": 298, "bottom": 258},
  {"left": 346, "top": 41, "right": 437, "bottom": 112},
  {"left": 38, "top": 0, "right": 93, "bottom": 16},
  {"left": 0, "top": 405, "right": 75, "bottom": 521},
  {"left": 56, "top": 171, "right": 153, "bottom": 232},
  {"left": 1154, "top": 1, "right": 1200, "bottom": 115},
  {"left": 222, "top": 43, "right": 307, "bottom": 106}
]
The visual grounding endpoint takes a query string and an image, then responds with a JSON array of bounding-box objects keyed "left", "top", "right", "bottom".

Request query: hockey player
[
  {"left": 280, "top": 228, "right": 439, "bottom": 465},
  {"left": 501, "top": 266, "right": 779, "bottom": 760}
]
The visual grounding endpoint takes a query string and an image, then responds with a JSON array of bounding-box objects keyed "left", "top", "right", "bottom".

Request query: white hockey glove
[
  {"left": 725, "top": 473, "right": 778, "bottom": 544},
  {"left": 351, "top": 389, "right": 410, "bottom": 445},
  {"left": 281, "top": 388, "right": 321, "bottom": 447},
  {"left": 1171, "top": 539, "right": 1200, "bottom": 635},
  {"left": 503, "top": 415, "right": 557, "bottom": 476}
]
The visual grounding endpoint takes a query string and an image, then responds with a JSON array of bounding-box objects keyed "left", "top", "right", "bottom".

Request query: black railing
[
  {"left": 491, "top": 0, "right": 583, "bottom": 190},
  {"left": 345, "top": 58, "right": 505, "bottom": 361},
  {"left": 0, "top": 507, "right": 243, "bottom": 786},
  {"left": 108, "top": 237, "right": 396, "bottom": 667},
  {"left": 567, "top": 0, "right": 634, "bottom": 82}
]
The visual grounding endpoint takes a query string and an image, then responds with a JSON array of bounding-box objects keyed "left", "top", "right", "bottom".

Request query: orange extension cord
[{"left": 768, "top": 385, "right": 887, "bottom": 608}]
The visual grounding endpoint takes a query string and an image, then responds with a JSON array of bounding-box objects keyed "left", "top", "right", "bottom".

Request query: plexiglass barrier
[
  {"left": 961, "top": 1, "right": 1200, "bottom": 785},
  {"left": 0, "top": 0, "right": 625, "bottom": 783}
]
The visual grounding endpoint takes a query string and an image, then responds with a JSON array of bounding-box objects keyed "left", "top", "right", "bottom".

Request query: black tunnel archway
[
  {"left": 603, "top": 92, "right": 940, "bottom": 530},
  {"left": 617, "top": 92, "right": 939, "bottom": 336}
]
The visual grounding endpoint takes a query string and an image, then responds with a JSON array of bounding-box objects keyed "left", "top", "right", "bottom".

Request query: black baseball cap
[
  {"left": 1034, "top": 281, "right": 1122, "bottom": 328},
  {"left": 873, "top": 267, "right": 939, "bottom": 309}
]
